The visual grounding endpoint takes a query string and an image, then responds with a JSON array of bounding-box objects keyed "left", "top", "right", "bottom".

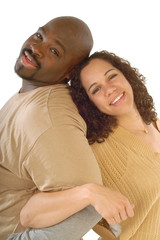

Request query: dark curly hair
[{"left": 70, "top": 50, "right": 157, "bottom": 144}]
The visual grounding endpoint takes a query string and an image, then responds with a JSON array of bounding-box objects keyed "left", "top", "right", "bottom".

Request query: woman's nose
[{"left": 104, "top": 85, "right": 116, "bottom": 97}]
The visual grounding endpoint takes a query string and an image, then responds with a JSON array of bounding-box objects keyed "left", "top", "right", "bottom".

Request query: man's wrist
[{"left": 79, "top": 183, "right": 98, "bottom": 207}]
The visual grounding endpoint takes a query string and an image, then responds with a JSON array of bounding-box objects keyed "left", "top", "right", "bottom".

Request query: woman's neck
[{"left": 117, "top": 108, "right": 149, "bottom": 135}]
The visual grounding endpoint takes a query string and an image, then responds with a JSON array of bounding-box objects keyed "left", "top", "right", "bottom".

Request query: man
[{"left": 0, "top": 16, "right": 133, "bottom": 240}]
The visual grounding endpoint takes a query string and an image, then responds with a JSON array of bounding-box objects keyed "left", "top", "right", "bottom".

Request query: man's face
[{"left": 15, "top": 19, "right": 85, "bottom": 85}]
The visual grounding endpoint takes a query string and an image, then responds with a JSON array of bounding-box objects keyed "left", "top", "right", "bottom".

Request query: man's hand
[{"left": 84, "top": 183, "right": 134, "bottom": 225}]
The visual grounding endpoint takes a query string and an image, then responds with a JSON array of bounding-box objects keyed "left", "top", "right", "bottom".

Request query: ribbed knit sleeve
[{"left": 91, "top": 120, "right": 160, "bottom": 240}]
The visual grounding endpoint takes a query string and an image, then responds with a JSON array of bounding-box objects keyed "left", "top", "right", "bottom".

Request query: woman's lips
[{"left": 110, "top": 92, "right": 125, "bottom": 105}]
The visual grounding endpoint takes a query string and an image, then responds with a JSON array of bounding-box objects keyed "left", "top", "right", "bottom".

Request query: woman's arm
[{"left": 20, "top": 183, "right": 134, "bottom": 228}]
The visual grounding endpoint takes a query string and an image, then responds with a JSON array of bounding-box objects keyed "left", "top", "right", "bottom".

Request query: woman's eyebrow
[
  {"left": 88, "top": 82, "right": 97, "bottom": 92},
  {"left": 88, "top": 68, "right": 115, "bottom": 92},
  {"left": 104, "top": 69, "right": 114, "bottom": 76}
]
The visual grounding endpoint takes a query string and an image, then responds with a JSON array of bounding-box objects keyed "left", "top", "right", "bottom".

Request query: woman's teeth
[{"left": 111, "top": 93, "right": 124, "bottom": 105}]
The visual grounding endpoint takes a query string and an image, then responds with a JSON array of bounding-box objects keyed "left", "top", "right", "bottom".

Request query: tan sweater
[{"left": 92, "top": 119, "right": 160, "bottom": 240}]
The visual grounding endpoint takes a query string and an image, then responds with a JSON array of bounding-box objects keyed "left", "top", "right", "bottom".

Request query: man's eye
[
  {"left": 92, "top": 87, "right": 100, "bottom": 95},
  {"left": 36, "top": 33, "right": 43, "bottom": 40},
  {"left": 50, "top": 48, "right": 59, "bottom": 56}
]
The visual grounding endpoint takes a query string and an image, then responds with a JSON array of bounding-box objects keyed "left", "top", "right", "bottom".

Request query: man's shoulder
[
  {"left": 23, "top": 84, "right": 86, "bottom": 131},
  {"left": 47, "top": 84, "right": 74, "bottom": 103},
  {"left": 46, "top": 84, "right": 87, "bottom": 131},
  {"left": 33, "top": 84, "right": 75, "bottom": 108},
  {"left": 23, "top": 84, "right": 74, "bottom": 112},
  {"left": 47, "top": 84, "right": 80, "bottom": 115}
]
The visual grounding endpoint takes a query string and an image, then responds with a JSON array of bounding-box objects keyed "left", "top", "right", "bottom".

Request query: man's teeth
[
  {"left": 111, "top": 93, "right": 124, "bottom": 104},
  {"left": 24, "top": 51, "right": 32, "bottom": 62}
]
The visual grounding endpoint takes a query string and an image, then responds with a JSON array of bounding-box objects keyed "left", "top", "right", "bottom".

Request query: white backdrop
[{"left": 0, "top": 0, "right": 159, "bottom": 239}]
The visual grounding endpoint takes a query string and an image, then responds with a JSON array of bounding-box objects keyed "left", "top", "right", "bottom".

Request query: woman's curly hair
[{"left": 70, "top": 50, "right": 157, "bottom": 144}]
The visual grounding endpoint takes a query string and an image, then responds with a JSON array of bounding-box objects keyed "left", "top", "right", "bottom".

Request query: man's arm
[
  {"left": 20, "top": 183, "right": 134, "bottom": 228},
  {"left": 9, "top": 206, "right": 101, "bottom": 240}
]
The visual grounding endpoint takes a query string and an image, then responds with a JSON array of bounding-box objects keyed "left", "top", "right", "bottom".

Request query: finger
[
  {"left": 114, "top": 214, "right": 121, "bottom": 223},
  {"left": 107, "top": 217, "right": 116, "bottom": 226},
  {"left": 126, "top": 202, "right": 134, "bottom": 218},
  {"left": 119, "top": 208, "right": 128, "bottom": 221}
]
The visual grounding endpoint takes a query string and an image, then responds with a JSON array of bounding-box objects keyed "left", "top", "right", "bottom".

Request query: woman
[{"left": 70, "top": 51, "right": 160, "bottom": 240}]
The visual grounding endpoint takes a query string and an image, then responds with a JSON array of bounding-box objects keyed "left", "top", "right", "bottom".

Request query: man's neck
[
  {"left": 20, "top": 79, "right": 66, "bottom": 93},
  {"left": 20, "top": 79, "right": 48, "bottom": 93}
]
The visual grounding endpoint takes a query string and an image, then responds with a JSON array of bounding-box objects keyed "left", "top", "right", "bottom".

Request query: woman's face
[{"left": 81, "top": 58, "right": 135, "bottom": 118}]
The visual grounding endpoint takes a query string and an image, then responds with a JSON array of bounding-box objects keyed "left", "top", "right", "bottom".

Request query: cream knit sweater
[{"left": 91, "top": 119, "right": 160, "bottom": 240}]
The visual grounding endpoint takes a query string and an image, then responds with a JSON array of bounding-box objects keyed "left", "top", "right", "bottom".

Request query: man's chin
[
  {"left": 15, "top": 70, "right": 34, "bottom": 82},
  {"left": 14, "top": 64, "right": 36, "bottom": 81}
]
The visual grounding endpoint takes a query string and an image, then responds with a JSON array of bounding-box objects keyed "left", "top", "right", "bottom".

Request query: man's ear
[
  {"left": 61, "top": 71, "right": 70, "bottom": 83},
  {"left": 67, "top": 67, "right": 76, "bottom": 80},
  {"left": 64, "top": 77, "right": 70, "bottom": 83}
]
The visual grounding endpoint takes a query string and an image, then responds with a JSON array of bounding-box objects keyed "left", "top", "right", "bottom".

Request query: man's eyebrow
[
  {"left": 38, "top": 27, "right": 46, "bottom": 35},
  {"left": 54, "top": 39, "right": 65, "bottom": 53},
  {"left": 38, "top": 27, "right": 65, "bottom": 53}
]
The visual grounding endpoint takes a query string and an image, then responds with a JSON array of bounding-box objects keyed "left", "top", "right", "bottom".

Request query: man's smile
[{"left": 21, "top": 50, "right": 39, "bottom": 69}]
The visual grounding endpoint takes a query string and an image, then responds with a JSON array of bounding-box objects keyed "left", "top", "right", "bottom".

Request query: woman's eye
[
  {"left": 92, "top": 87, "right": 100, "bottom": 95},
  {"left": 109, "top": 73, "right": 117, "bottom": 80},
  {"left": 36, "top": 33, "right": 43, "bottom": 40},
  {"left": 50, "top": 48, "right": 59, "bottom": 56}
]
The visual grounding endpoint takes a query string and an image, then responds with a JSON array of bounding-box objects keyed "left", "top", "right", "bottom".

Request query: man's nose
[{"left": 31, "top": 43, "right": 43, "bottom": 58}]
